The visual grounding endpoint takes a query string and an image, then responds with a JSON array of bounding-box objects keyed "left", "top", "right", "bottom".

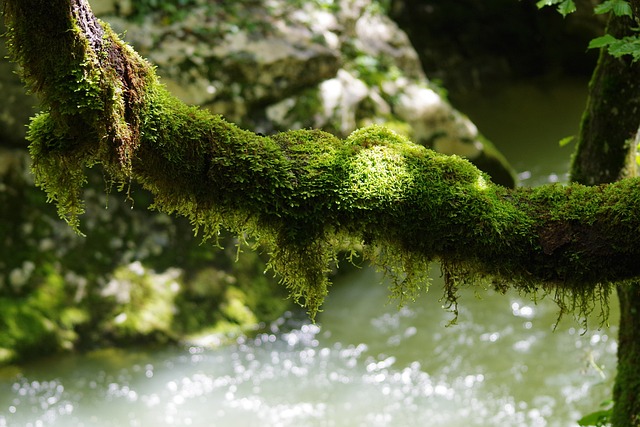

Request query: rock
[
  {"left": 105, "top": 3, "right": 342, "bottom": 121},
  {"left": 101, "top": 0, "right": 515, "bottom": 185}
]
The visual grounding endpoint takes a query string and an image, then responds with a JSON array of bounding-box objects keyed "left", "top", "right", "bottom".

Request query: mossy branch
[{"left": 5, "top": 0, "right": 640, "bottom": 319}]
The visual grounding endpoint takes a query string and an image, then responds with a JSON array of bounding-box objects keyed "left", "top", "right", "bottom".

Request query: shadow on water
[
  {"left": 452, "top": 76, "right": 590, "bottom": 186},
  {"left": 0, "top": 76, "right": 618, "bottom": 427}
]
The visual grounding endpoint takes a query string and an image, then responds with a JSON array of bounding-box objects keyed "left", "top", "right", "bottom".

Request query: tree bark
[
  {"left": 570, "top": 17, "right": 640, "bottom": 185},
  {"left": 569, "top": 7, "right": 640, "bottom": 426},
  {"left": 613, "top": 287, "right": 640, "bottom": 426}
]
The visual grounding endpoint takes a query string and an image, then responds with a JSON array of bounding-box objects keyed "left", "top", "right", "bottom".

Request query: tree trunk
[
  {"left": 613, "top": 286, "right": 640, "bottom": 426},
  {"left": 569, "top": 11, "right": 640, "bottom": 427}
]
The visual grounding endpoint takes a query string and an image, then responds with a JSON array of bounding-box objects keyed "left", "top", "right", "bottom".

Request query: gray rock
[{"left": 5, "top": 0, "right": 516, "bottom": 185}]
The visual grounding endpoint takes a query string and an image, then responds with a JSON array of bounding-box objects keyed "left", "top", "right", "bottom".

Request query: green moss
[
  {"left": 28, "top": 113, "right": 90, "bottom": 231},
  {"left": 9, "top": 2, "right": 640, "bottom": 327},
  {"left": 13, "top": 6, "right": 155, "bottom": 233},
  {"left": 173, "top": 248, "right": 289, "bottom": 335}
]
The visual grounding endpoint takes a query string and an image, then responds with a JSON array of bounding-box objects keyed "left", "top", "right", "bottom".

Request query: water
[
  {"left": 453, "top": 76, "right": 589, "bottom": 186},
  {"left": 0, "top": 267, "right": 619, "bottom": 427},
  {"left": 0, "top": 77, "right": 618, "bottom": 427}
]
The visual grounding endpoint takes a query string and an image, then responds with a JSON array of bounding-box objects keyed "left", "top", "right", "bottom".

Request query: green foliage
[
  {"left": 537, "top": 0, "right": 632, "bottom": 17},
  {"left": 536, "top": 0, "right": 576, "bottom": 16},
  {"left": 100, "top": 262, "right": 179, "bottom": 341},
  {"left": 129, "top": 0, "right": 200, "bottom": 22},
  {"left": 578, "top": 400, "right": 613, "bottom": 426},
  {"left": 0, "top": 271, "right": 83, "bottom": 364},
  {"left": 538, "top": 0, "right": 640, "bottom": 62},
  {"left": 594, "top": 0, "right": 633, "bottom": 16},
  {"left": 589, "top": 34, "right": 640, "bottom": 61}
]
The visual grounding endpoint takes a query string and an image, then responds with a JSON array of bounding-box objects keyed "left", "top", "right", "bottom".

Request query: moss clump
[{"left": 8, "top": 0, "right": 640, "bottom": 326}]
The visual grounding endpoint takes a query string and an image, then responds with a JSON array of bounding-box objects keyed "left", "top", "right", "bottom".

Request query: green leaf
[
  {"left": 536, "top": 0, "right": 576, "bottom": 15},
  {"left": 588, "top": 34, "right": 618, "bottom": 49},
  {"left": 536, "top": 0, "right": 561, "bottom": 8},
  {"left": 613, "top": 0, "right": 633, "bottom": 16},
  {"left": 598, "top": 400, "right": 614, "bottom": 408},
  {"left": 557, "top": 0, "right": 576, "bottom": 16},
  {"left": 589, "top": 34, "right": 640, "bottom": 62},
  {"left": 594, "top": 0, "right": 632, "bottom": 16},
  {"left": 558, "top": 136, "right": 575, "bottom": 147},
  {"left": 578, "top": 400, "right": 613, "bottom": 427},
  {"left": 607, "top": 36, "right": 640, "bottom": 58},
  {"left": 577, "top": 409, "right": 612, "bottom": 426},
  {"left": 595, "top": 0, "right": 614, "bottom": 14}
]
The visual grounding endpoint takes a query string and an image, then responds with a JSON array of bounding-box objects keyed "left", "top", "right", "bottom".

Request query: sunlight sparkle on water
[
  {"left": 0, "top": 277, "right": 618, "bottom": 427},
  {"left": 511, "top": 302, "right": 535, "bottom": 319},
  {"left": 0, "top": 313, "right": 499, "bottom": 426}
]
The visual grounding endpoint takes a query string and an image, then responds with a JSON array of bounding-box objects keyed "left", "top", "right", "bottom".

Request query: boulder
[{"left": 100, "top": 0, "right": 516, "bottom": 186}]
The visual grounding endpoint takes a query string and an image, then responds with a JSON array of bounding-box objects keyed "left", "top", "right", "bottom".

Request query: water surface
[{"left": 0, "top": 266, "right": 618, "bottom": 427}]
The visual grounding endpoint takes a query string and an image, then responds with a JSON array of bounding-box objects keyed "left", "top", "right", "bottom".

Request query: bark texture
[
  {"left": 570, "top": 7, "right": 640, "bottom": 426},
  {"left": 613, "top": 287, "right": 640, "bottom": 426},
  {"left": 570, "top": 15, "right": 640, "bottom": 185}
]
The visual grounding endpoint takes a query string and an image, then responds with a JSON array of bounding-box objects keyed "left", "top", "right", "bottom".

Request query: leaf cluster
[
  {"left": 578, "top": 399, "right": 613, "bottom": 426},
  {"left": 538, "top": 0, "right": 640, "bottom": 61},
  {"left": 589, "top": 33, "right": 640, "bottom": 60},
  {"left": 536, "top": 0, "right": 577, "bottom": 17}
]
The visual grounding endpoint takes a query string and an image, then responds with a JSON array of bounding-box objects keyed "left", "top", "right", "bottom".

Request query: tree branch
[{"left": 5, "top": 0, "right": 639, "bottom": 318}]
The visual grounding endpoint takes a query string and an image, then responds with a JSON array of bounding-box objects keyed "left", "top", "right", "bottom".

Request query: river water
[{"left": 0, "top": 77, "right": 619, "bottom": 427}]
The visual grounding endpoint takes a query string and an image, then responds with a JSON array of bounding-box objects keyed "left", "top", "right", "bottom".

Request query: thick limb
[{"left": 5, "top": 0, "right": 640, "bottom": 318}]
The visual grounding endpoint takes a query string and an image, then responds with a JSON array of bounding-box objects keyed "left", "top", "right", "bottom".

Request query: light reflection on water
[{"left": 0, "top": 266, "right": 618, "bottom": 427}]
